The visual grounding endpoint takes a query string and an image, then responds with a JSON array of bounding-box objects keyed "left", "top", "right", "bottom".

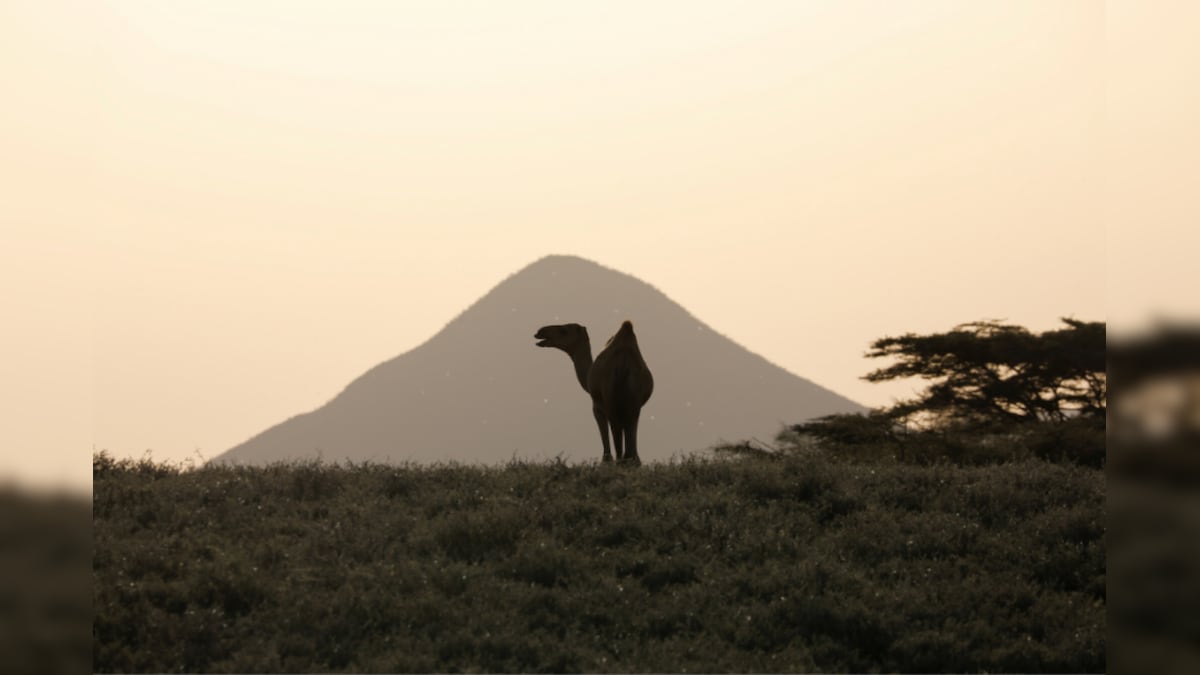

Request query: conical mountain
[{"left": 215, "top": 255, "right": 865, "bottom": 465}]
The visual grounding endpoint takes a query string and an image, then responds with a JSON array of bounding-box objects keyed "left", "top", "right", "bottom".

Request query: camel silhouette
[{"left": 534, "top": 320, "right": 654, "bottom": 464}]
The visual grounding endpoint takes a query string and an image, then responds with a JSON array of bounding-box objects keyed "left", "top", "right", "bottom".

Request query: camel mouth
[{"left": 535, "top": 338, "right": 551, "bottom": 347}]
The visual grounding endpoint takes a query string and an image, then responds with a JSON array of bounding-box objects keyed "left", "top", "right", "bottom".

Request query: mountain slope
[{"left": 215, "top": 255, "right": 865, "bottom": 464}]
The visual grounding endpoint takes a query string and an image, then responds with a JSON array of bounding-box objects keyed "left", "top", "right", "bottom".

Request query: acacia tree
[{"left": 863, "top": 318, "right": 1105, "bottom": 429}]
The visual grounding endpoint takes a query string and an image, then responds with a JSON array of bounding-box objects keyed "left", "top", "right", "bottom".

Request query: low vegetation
[
  {"left": 766, "top": 415, "right": 1105, "bottom": 468},
  {"left": 1, "top": 489, "right": 91, "bottom": 675},
  {"left": 94, "top": 449, "right": 1105, "bottom": 673}
]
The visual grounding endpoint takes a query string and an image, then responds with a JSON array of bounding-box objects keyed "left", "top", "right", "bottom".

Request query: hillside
[
  {"left": 93, "top": 453, "right": 1106, "bottom": 673},
  {"left": 216, "top": 255, "right": 864, "bottom": 465}
]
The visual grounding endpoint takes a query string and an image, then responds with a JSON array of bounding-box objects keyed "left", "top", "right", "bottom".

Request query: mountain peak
[
  {"left": 509, "top": 254, "right": 629, "bottom": 286},
  {"left": 528, "top": 253, "right": 606, "bottom": 267},
  {"left": 216, "top": 257, "right": 864, "bottom": 465}
]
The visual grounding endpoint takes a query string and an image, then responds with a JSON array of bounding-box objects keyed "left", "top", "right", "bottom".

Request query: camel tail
[{"left": 608, "top": 361, "right": 636, "bottom": 423}]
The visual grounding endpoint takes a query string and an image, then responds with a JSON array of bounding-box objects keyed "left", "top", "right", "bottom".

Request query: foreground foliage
[
  {"left": 93, "top": 452, "right": 1105, "bottom": 673},
  {"left": 1, "top": 489, "right": 91, "bottom": 674},
  {"left": 780, "top": 415, "right": 1105, "bottom": 468}
]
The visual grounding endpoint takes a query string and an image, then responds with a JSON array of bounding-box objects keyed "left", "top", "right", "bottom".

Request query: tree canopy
[{"left": 863, "top": 318, "right": 1105, "bottom": 428}]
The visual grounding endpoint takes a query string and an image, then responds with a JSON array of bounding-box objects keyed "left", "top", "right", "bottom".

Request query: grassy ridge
[
  {"left": 1, "top": 489, "right": 91, "bottom": 675},
  {"left": 93, "top": 453, "right": 1105, "bottom": 673}
]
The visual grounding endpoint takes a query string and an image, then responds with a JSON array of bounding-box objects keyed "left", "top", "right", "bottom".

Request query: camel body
[{"left": 534, "top": 320, "right": 653, "bottom": 464}]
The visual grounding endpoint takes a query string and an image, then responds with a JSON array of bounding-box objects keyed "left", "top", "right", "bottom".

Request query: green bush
[
  {"left": 94, "top": 453, "right": 1105, "bottom": 673},
  {"left": 777, "top": 414, "right": 1105, "bottom": 467}
]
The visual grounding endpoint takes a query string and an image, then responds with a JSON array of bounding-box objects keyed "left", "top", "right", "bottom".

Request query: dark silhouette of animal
[{"left": 534, "top": 321, "right": 654, "bottom": 464}]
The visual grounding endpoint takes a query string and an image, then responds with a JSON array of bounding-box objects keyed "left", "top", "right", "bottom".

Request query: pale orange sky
[{"left": 0, "top": 1, "right": 1193, "bottom": 493}]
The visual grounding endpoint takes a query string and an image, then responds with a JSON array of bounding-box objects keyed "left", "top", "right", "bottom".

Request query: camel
[{"left": 534, "top": 320, "right": 654, "bottom": 465}]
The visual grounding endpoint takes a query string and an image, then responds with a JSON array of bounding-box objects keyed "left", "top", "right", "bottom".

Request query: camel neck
[{"left": 568, "top": 341, "right": 593, "bottom": 393}]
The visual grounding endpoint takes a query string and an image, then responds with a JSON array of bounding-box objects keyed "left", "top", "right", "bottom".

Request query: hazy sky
[{"left": 1, "top": 1, "right": 1193, "bottom": 493}]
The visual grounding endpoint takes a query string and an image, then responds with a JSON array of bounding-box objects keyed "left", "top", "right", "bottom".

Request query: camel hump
[{"left": 603, "top": 320, "right": 639, "bottom": 349}]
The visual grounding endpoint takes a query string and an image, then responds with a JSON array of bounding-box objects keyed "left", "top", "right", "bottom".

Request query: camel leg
[
  {"left": 610, "top": 419, "right": 625, "bottom": 461},
  {"left": 622, "top": 410, "right": 642, "bottom": 466},
  {"left": 593, "top": 408, "right": 613, "bottom": 463}
]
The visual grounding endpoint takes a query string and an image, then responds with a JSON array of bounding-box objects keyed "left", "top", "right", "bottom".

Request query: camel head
[{"left": 534, "top": 323, "right": 589, "bottom": 353}]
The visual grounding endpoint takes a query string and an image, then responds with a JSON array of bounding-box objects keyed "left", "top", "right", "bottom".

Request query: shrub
[{"left": 93, "top": 453, "right": 1104, "bottom": 673}]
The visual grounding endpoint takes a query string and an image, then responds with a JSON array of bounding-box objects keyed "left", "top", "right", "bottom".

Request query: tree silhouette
[{"left": 863, "top": 318, "right": 1105, "bottom": 428}]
